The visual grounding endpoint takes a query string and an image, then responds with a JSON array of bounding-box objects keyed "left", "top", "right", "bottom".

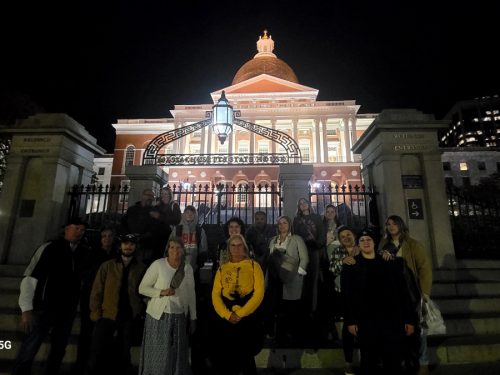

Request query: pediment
[{"left": 211, "top": 74, "right": 318, "bottom": 101}]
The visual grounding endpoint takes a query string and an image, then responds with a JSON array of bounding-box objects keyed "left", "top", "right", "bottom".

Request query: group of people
[{"left": 12, "top": 191, "right": 433, "bottom": 375}]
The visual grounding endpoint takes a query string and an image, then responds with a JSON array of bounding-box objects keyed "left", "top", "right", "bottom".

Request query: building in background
[
  {"left": 109, "top": 31, "right": 377, "bottom": 195},
  {"left": 440, "top": 95, "right": 500, "bottom": 148}
]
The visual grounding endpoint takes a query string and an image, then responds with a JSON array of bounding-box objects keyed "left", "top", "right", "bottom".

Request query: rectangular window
[
  {"left": 477, "top": 161, "right": 486, "bottom": 171},
  {"left": 238, "top": 141, "right": 249, "bottom": 154},
  {"left": 97, "top": 167, "right": 105, "bottom": 175},
  {"left": 190, "top": 143, "right": 201, "bottom": 154},
  {"left": 217, "top": 143, "right": 228, "bottom": 154},
  {"left": 299, "top": 140, "right": 310, "bottom": 162},
  {"left": 445, "top": 177, "right": 453, "bottom": 188},
  {"left": 442, "top": 162, "right": 451, "bottom": 171},
  {"left": 327, "top": 142, "right": 338, "bottom": 162},
  {"left": 462, "top": 177, "right": 471, "bottom": 187},
  {"left": 459, "top": 162, "right": 468, "bottom": 171},
  {"left": 258, "top": 142, "right": 269, "bottom": 154}
]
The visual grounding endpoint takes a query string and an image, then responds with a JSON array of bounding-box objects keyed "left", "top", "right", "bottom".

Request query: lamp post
[{"left": 212, "top": 90, "right": 233, "bottom": 145}]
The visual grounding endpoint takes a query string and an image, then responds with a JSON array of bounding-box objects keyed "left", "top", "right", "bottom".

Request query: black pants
[
  {"left": 85, "top": 317, "right": 133, "bottom": 375},
  {"left": 12, "top": 309, "right": 76, "bottom": 375},
  {"left": 357, "top": 323, "right": 404, "bottom": 375}
]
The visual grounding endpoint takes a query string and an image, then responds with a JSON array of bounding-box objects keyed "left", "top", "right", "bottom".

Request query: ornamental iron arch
[{"left": 142, "top": 112, "right": 302, "bottom": 166}]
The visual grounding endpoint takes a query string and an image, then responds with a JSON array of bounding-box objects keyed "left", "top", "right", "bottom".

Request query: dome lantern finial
[{"left": 255, "top": 30, "right": 276, "bottom": 58}]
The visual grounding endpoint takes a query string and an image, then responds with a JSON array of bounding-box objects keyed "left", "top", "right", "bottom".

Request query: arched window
[{"left": 125, "top": 146, "right": 135, "bottom": 166}]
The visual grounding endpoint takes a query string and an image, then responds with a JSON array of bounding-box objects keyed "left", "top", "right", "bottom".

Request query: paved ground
[{"left": 256, "top": 362, "right": 500, "bottom": 374}]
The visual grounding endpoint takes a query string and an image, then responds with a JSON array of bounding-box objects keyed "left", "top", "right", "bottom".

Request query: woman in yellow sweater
[{"left": 212, "top": 234, "right": 265, "bottom": 375}]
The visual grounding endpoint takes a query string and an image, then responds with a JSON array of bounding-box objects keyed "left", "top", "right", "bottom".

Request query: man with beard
[
  {"left": 85, "top": 234, "right": 146, "bottom": 375},
  {"left": 245, "top": 211, "right": 275, "bottom": 271}
]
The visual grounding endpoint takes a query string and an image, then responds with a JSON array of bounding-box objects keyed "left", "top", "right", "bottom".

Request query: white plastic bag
[{"left": 421, "top": 295, "right": 446, "bottom": 335}]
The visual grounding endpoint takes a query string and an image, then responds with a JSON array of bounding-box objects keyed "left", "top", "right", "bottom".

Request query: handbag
[
  {"left": 421, "top": 295, "right": 446, "bottom": 335},
  {"left": 278, "top": 253, "right": 299, "bottom": 284}
]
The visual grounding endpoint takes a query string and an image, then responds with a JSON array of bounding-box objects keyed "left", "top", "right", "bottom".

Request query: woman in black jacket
[{"left": 341, "top": 229, "right": 416, "bottom": 375}]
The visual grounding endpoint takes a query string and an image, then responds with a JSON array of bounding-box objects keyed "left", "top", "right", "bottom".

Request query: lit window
[
  {"left": 299, "top": 140, "right": 310, "bottom": 162},
  {"left": 258, "top": 141, "right": 269, "bottom": 154},
  {"left": 125, "top": 146, "right": 135, "bottom": 166},
  {"left": 327, "top": 141, "right": 338, "bottom": 162},
  {"left": 190, "top": 143, "right": 201, "bottom": 154},
  {"left": 238, "top": 141, "right": 249, "bottom": 154},
  {"left": 460, "top": 162, "right": 468, "bottom": 171},
  {"left": 217, "top": 143, "right": 228, "bottom": 154}
]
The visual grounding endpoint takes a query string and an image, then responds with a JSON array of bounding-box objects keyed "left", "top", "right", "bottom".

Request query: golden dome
[
  {"left": 232, "top": 31, "right": 299, "bottom": 85},
  {"left": 232, "top": 57, "right": 299, "bottom": 85}
]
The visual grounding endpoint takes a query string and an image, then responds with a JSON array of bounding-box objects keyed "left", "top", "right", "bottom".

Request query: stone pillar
[
  {"left": 279, "top": 164, "right": 313, "bottom": 218},
  {"left": 125, "top": 165, "right": 168, "bottom": 205},
  {"left": 314, "top": 119, "right": 321, "bottom": 163},
  {"left": 322, "top": 118, "right": 329, "bottom": 163},
  {"left": 0, "top": 114, "right": 105, "bottom": 264},
  {"left": 343, "top": 117, "right": 352, "bottom": 162},
  {"left": 271, "top": 119, "right": 276, "bottom": 154},
  {"left": 352, "top": 109, "right": 455, "bottom": 268}
]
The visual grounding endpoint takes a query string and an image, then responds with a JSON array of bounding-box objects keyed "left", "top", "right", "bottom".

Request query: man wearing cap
[
  {"left": 85, "top": 234, "right": 146, "bottom": 375},
  {"left": 13, "top": 218, "right": 89, "bottom": 375}
]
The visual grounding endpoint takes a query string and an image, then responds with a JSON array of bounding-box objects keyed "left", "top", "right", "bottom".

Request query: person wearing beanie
[{"left": 341, "top": 229, "right": 416, "bottom": 375}]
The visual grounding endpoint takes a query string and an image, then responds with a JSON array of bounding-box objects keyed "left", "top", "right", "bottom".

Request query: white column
[
  {"left": 314, "top": 119, "right": 321, "bottom": 163},
  {"left": 292, "top": 119, "right": 298, "bottom": 141},
  {"left": 343, "top": 117, "right": 352, "bottom": 162},
  {"left": 250, "top": 118, "right": 256, "bottom": 153},
  {"left": 322, "top": 118, "right": 329, "bottom": 163},
  {"left": 271, "top": 119, "right": 277, "bottom": 154},
  {"left": 351, "top": 116, "right": 358, "bottom": 144}
]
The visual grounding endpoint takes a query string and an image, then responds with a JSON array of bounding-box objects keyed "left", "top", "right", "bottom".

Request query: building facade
[
  {"left": 110, "top": 32, "right": 376, "bottom": 197},
  {"left": 440, "top": 95, "right": 500, "bottom": 148}
]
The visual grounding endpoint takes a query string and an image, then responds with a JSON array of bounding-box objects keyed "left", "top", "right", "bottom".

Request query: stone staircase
[{"left": 2, "top": 264, "right": 500, "bottom": 373}]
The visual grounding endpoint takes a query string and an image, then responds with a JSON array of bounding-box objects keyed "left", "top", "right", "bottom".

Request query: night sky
[{"left": 2, "top": 1, "right": 499, "bottom": 152}]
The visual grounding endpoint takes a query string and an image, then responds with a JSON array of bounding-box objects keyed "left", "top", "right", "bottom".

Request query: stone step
[
  {"left": 0, "top": 277, "right": 22, "bottom": 291},
  {"left": 434, "top": 269, "right": 500, "bottom": 283},
  {"left": 436, "top": 297, "right": 500, "bottom": 315},
  {"left": 0, "top": 265, "right": 25, "bottom": 277},
  {"left": 432, "top": 282, "right": 500, "bottom": 298},
  {"left": 444, "top": 317, "right": 500, "bottom": 336},
  {"left": 1, "top": 336, "right": 500, "bottom": 368}
]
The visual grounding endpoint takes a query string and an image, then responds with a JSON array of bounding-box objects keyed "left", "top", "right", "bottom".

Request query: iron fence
[
  {"left": 168, "top": 182, "right": 282, "bottom": 225},
  {"left": 68, "top": 182, "right": 282, "bottom": 228},
  {"left": 309, "top": 184, "right": 379, "bottom": 232},
  {"left": 447, "top": 184, "right": 500, "bottom": 259}
]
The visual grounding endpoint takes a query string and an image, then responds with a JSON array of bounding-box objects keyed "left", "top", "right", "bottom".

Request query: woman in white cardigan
[{"left": 138, "top": 237, "right": 196, "bottom": 375}]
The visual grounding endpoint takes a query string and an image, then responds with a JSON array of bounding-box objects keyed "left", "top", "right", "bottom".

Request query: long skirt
[{"left": 138, "top": 313, "right": 191, "bottom": 375}]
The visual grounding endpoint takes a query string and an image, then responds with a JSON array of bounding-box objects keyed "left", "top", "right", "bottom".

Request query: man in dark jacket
[
  {"left": 13, "top": 218, "right": 89, "bottom": 375},
  {"left": 120, "top": 189, "right": 156, "bottom": 263}
]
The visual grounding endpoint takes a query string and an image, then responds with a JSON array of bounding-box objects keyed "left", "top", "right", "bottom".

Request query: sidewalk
[{"left": 257, "top": 362, "right": 500, "bottom": 374}]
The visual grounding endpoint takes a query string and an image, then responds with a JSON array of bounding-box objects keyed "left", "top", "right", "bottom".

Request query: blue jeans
[
  {"left": 12, "top": 310, "right": 75, "bottom": 375},
  {"left": 419, "top": 327, "right": 429, "bottom": 366}
]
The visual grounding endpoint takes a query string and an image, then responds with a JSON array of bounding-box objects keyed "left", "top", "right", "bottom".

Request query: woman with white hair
[{"left": 138, "top": 238, "right": 196, "bottom": 375}]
